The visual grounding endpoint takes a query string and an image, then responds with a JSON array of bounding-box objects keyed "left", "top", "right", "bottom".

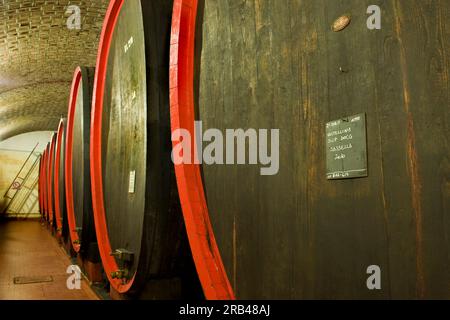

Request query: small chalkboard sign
[{"left": 326, "top": 113, "right": 368, "bottom": 180}]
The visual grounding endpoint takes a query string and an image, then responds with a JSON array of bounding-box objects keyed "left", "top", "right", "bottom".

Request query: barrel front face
[
  {"left": 43, "top": 145, "right": 49, "bottom": 220},
  {"left": 47, "top": 135, "right": 56, "bottom": 226},
  {"left": 92, "top": 0, "right": 183, "bottom": 294},
  {"left": 66, "top": 66, "right": 98, "bottom": 256},
  {"left": 39, "top": 153, "right": 44, "bottom": 216},
  {"left": 101, "top": 0, "right": 147, "bottom": 280},
  {"left": 171, "top": 0, "right": 450, "bottom": 299},
  {"left": 54, "top": 119, "right": 67, "bottom": 237},
  {"left": 72, "top": 76, "right": 85, "bottom": 243},
  {"left": 41, "top": 155, "right": 45, "bottom": 215}
]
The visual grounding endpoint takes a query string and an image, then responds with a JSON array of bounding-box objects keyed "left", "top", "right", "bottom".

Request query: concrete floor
[{"left": 0, "top": 220, "right": 98, "bottom": 300}]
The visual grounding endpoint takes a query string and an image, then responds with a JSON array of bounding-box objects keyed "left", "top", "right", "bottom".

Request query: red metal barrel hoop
[
  {"left": 43, "top": 143, "right": 49, "bottom": 221},
  {"left": 47, "top": 134, "right": 56, "bottom": 225},
  {"left": 169, "top": 0, "right": 235, "bottom": 300},
  {"left": 54, "top": 119, "right": 65, "bottom": 236},
  {"left": 39, "top": 152, "right": 44, "bottom": 216},
  {"left": 90, "top": 0, "right": 137, "bottom": 293},
  {"left": 65, "top": 67, "right": 83, "bottom": 252}
]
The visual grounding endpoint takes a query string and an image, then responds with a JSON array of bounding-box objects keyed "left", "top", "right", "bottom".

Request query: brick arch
[{"left": 0, "top": 1, "right": 108, "bottom": 141}]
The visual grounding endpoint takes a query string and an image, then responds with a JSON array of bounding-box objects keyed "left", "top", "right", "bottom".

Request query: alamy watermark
[
  {"left": 66, "top": 5, "right": 81, "bottom": 30},
  {"left": 66, "top": 265, "right": 82, "bottom": 290},
  {"left": 367, "top": 5, "right": 381, "bottom": 30},
  {"left": 171, "top": 121, "right": 280, "bottom": 176},
  {"left": 366, "top": 265, "right": 381, "bottom": 290}
]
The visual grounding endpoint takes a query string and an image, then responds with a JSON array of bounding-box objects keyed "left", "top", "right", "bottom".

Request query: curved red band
[
  {"left": 47, "top": 134, "right": 56, "bottom": 224},
  {"left": 44, "top": 145, "right": 49, "bottom": 221},
  {"left": 54, "top": 119, "right": 65, "bottom": 236},
  {"left": 169, "top": 0, "right": 235, "bottom": 300},
  {"left": 90, "top": 0, "right": 136, "bottom": 293},
  {"left": 39, "top": 153, "right": 43, "bottom": 216},
  {"left": 42, "top": 147, "right": 48, "bottom": 220},
  {"left": 65, "top": 67, "right": 82, "bottom": 253},
  {"left": 41, "top": 149, "right": 47, "bottom": 219}
]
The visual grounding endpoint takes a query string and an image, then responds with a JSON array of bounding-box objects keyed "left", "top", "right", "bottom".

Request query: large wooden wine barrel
[
  {"left": 65, "top": 66, "right": 99, "bottom": 261},
  {"left": 39, "top": 149, "right": 45, "bottom": 217},
  {"left": 54, "top": 118, "right": 69, "bottom": 240},
  {"left": 47, "top": 133, "right": 57, "bottom": 228},
  {"left": 170, "top": 0, "right": 450, "bottom": 299},
  {"left": 42, "top": 144, "right": 50, "bottom": 221},
  {"left": 90, "top": 0, "right": 196, "bottom": 296},
  {"left": 38, "top": 152, "right": 42, "bottom": 216}
]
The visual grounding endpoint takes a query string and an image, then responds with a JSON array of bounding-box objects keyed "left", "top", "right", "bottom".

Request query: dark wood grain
[{"left": 197, "top": 0, "right": 450, "bottom": 299}]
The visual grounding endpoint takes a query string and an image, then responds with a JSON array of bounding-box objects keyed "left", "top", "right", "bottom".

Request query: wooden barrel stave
[
  {"left": 39, "top": 150, "right": 45, "bottom": 217},
  {"left": 66, "top": 66, "right": 99, "bottom": 260},
  {"left": 91, "top": 0, "right": 199, "bottom": 296},
  {"left": 43, "top": 145, "right": 49, "bottom": 221},
  {"left": 171, "top": 0, "right": 450, "bottom": 299},
  {"left": 54, "top": 119, "right": 68, "bottom": 240},
  {"left": 47, "top": 135, "right": 56, "bottom": 227}
]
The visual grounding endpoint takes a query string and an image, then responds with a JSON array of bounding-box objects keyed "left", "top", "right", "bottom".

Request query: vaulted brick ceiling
[{"left": 0, "top": 0, "right": 108, "bottom": 141}]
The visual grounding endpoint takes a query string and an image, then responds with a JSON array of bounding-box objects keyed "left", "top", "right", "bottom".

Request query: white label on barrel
[
  {"left": 124, "top": 36, "right": 134, "bottom": 53},
  {"left": 128, "top": 170, "right": 136, "bottom": 194}
]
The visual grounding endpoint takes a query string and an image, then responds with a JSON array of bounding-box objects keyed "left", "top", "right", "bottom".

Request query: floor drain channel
[{"left": 13, "top": 276, "right": 53, "bottom": 285}]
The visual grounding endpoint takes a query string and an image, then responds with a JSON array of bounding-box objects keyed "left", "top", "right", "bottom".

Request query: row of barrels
[
  {"left": 39, "top": 0, "right": 449, "bottom": 299},
  {"left": 38, "top": 70, "right": 103, "bottom": 284}
]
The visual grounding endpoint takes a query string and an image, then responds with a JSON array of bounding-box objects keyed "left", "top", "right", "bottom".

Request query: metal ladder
[{"left": 2, "top": 143, "right": 41, "bottom": 216}]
